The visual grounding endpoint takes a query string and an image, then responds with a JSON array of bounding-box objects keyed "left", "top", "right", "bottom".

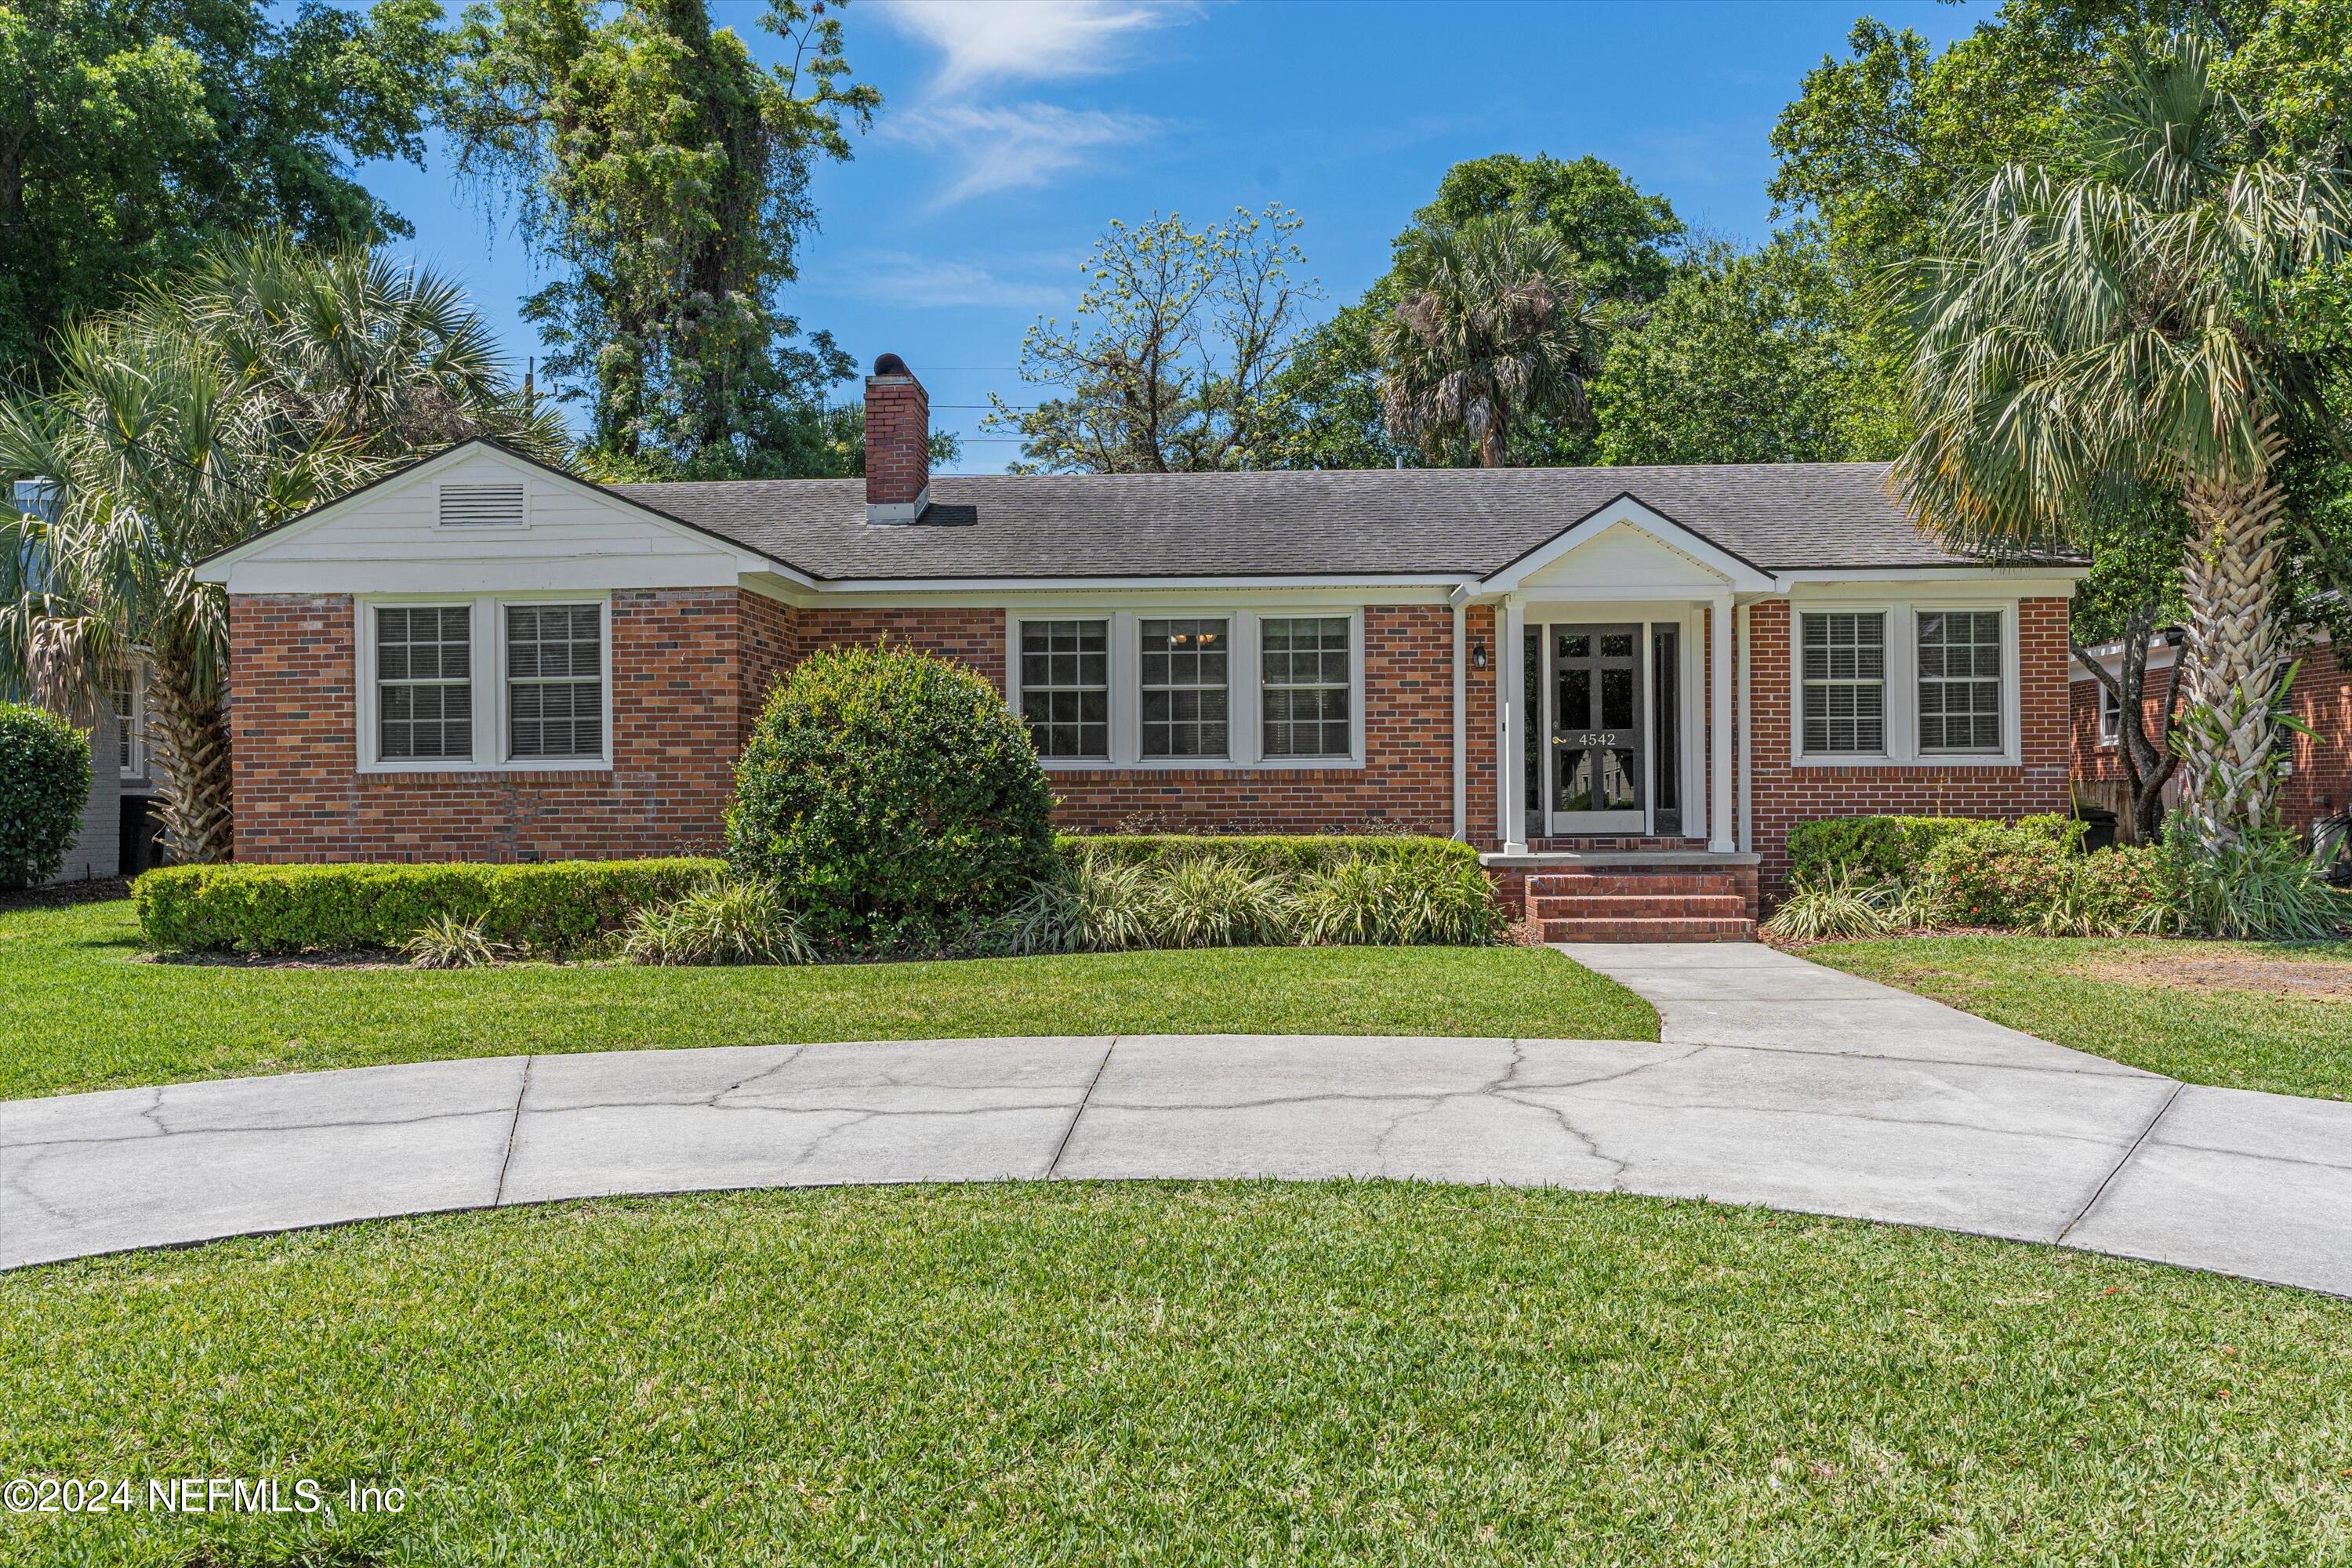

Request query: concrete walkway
[{"left": 4, "top": 944, "right": 2347, "bottom": 1294}]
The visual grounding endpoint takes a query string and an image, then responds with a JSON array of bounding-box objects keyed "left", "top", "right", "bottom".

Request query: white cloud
[
  {"left": 873, "top": 0, "right": 1192, "bottom": 96},
  {"left": 882, "top": 101, "right": 1163, "bottom": 204},
  {"left": 820, "top": 250, "right": 1071, "bottom": 310}
]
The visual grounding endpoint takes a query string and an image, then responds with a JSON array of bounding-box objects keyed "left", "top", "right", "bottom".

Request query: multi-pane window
[
  {"left": 1020, "top": 620, "right": 1109, "bottom": 759},
  {"left": 1139, "top": 618, "right": 1229, "bottom": 759},
  {"left": 1800, "top": 612, "right": 1886, "bottom": 754},
  {"left": 377, "top": 606, "right": 474, "bottom": 760},
  {"left": 1261, "top": 617, "right": 1352, "bottom": 758},
  {"left": 506, "top": 604, "right": 603, "bottom": 760},
  {"left": 111, "top": 675, "right": 143, "bottom": 777},
  {"left": 2098, "top": 682, "right": 2122, "bottom": 746},
  {"left": 1918, "top": 610, "right": 2002, "bottom": 753}
]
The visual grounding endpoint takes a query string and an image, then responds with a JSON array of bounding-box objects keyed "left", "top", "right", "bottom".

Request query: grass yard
[
  {"left": 1808, "top": 935, "right": 2352, "bottom": 1101},
  {"left": 4, "top": 1183, "right": 2349, "bottom": 1566},
  {"left": 0, "top": 898, "right": 1656, "bottom": 1100}
]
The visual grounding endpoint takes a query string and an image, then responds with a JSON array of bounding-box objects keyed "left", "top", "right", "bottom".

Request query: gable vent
[{"left": 438, "top": 483, "right": 526, "bottom": 527}]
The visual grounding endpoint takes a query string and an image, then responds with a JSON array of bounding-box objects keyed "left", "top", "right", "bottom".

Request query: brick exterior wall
[
  {"left": 2070, "top": 636, "right": 2350, "bottom": 831},
  {"left": 230, "top": 590, "right": 745, "bottom": 862},
  {"left": 1744, "top": 597, "right": 2074, "bottom": 897}
]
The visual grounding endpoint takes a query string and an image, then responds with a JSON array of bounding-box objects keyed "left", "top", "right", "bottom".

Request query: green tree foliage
[
  {"left": 1270, "top": 154, "right": 1681, "bottom": 470},
  {"left": 1373, "top": 216, "right": 1600, "bottom": 469},
  {"left": 1592, "top": 240, "right": 1882, "bottom": 466},
  {"left": 1890, "top": 40, "right": 2350, "bottom": 846},
  {"left": 0, "top": 0, "right": 450, "bottom": 386},
  {"left": 986, "top": 207, "right": 1322, "bottom": 474},
  {"left": 448, "top": 0, "right": 877, "bottom": 478},
  {"left": 0, "top": 238, "right": 561, "bottom": 863}
]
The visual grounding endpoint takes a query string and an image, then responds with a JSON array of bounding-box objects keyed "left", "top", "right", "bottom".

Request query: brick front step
[
  {"left": 1541, "top": 916, "right": 1756, "bottom": 942},
  {"left": 1526, "top": 872, "right": 1743, "bottom": 898},
  {"left": 1530, "top": 894, "right": 1751, "bottom": 921}
]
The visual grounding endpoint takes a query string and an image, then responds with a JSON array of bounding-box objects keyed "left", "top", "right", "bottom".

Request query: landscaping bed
[
  {"left": 0, "top": 899, "right": 1654, "bottom": 1100},
  {"left": 1808, "top": 935, "right": 2352, "bottom": 1100},
  {"left": 5, "top": 1183, "right": 2348, "bottom": 1566}
]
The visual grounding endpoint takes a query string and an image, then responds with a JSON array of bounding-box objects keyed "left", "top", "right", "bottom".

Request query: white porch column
[
  {"left": 1501, "top": 597, "right": 1527, "bottom": 854},
  {"left": 1708, "top": 593, "right": 1734, "bottom": 854}
]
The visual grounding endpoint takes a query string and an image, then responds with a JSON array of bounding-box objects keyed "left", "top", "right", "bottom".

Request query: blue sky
[{"left": 359, "top": 0, "right": 1995, "bottom": 470}]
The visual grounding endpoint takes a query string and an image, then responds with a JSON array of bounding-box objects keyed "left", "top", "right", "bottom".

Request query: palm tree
[
  {"left": 0, "top": 238, "right": 568, "bottom": 863},
  {"left": 1893, "top": 39, "right": 2350, "bottom": 848},
  {"left": 1374, "top": 216, "right": 1601, "bottom": 467}
]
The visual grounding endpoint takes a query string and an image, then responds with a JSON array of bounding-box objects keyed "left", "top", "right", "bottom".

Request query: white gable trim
[
  {"left": 1475, "top": 494, "right": 1777, "bottom": 596},
  {"left": 191, "top": 440, "right": 806, "bottom": 589}
]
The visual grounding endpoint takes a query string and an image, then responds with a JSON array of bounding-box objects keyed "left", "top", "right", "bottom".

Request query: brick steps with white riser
[{"left": 1526, "top": 866, "right": 1756, "bottom": 942}]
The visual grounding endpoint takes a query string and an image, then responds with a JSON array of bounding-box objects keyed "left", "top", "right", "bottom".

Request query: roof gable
[{"left": 1476, "top": 495, "right": 1775, "bottom": 594}]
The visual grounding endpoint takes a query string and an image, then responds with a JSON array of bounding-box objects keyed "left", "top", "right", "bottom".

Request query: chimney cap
[{"left": 872, "top": 352, "right": 912, "bottom": 377}]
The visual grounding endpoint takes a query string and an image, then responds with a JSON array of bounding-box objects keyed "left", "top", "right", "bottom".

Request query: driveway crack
[
  {"left": 492, "top": 1055, "right": 534, "bottom": 1207},
  {"left": 2057, "top": 1080, "right": 2183, "bottom": 1243},
  {"left": 1047, "top": 1036, "right": 1118, "bottom": 1178}
]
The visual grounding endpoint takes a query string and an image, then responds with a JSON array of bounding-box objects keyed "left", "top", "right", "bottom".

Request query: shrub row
[
  {"left": 136, "top": 859, "right": 725, "bottom": 954},
  {"left": 1784, "top": 815, "right": 1979, "bottom": 887}
]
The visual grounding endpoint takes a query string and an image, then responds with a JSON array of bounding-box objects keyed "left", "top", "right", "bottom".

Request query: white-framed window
[
  {"left": 1139, "top": 617, "right": 1231, "bottom": 760},
  {"left": 1004, "top": 608, "right": 1365, "bottom": 770},
  {"left": 505, "top": 604, "right": 604, "bottom": 760},
  {"left": 110, "top": 668, "right": 145, "bottom": 778},
  {"left": 1800, "top": 611, "right": 1886, "bottom": 754},
  {"left": 1260, "top": 616, "right": 1352, "bottom": 759},
  {"left": 1018, "top": 619, "right": 1109, "bottom": 760},
  {"left": 2098, "top": 681, "right": 2122, "bottom": 746},
  {"left": 376, "top": 604, "right": 475, "bottom": 762},
  {"left": 1917, "top": 609, "right": 2003, "bottom": 753},
  {"left": 356, "top": 594, "right": 612, "bottom": 772},
  {"left": 1791, "top": 600, "right": 2020, "bottom": 767}
]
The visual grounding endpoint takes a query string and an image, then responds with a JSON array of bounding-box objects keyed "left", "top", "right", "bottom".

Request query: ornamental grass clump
[
  {"left": 1143, "top": 855, "right": 1292, "bottom": 948},
  {"left": 728, "top": 644, "right": 1060, "bottom": 951},
  {"left": 401, "top": 914, "right": 501, "bottom": 969},
  {"left": 1760, "top": 871, "right": 1902, "bottom": 944},
  {"left": 2168, "top": 826, "right": 2352, "bottom": 941},
  {"left": 622, "top": 877, "right": 814, "bottom": 966},
  {"left": 1290, "top": 855, "right": 1504, "bottom": 946},
  {"left": 1001, "top": 855, "right": 1154, "bottom": 955}
]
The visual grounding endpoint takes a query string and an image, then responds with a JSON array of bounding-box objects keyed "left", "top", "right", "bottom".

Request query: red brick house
[
  {"left": 2071, "top": 628, "right": 2348, "bottom": 840},
  {"left": 195, "top": 358, "right": 2085, "bottom": 933}
]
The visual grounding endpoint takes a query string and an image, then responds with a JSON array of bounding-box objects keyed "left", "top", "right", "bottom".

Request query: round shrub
[
  {"left": 0, "top": 701, "right": 93, "bottom": 888},
  {"left": 728, "top": 644, "right": 1060, "bottom": 948}
]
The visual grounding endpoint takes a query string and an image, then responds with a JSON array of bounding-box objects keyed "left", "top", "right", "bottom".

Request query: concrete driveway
[{"left": 4, "top": 944, "right": 2347, "bottom": 1294}]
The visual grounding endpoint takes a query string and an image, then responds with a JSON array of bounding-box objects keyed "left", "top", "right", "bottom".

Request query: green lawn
[
  {"left": 4, "top": 1184, "right": 2348, "bottom": 1566},
  {"left": 1808, "top": 935, "right": 2352, "bottom": 1101},
  {"left": 0, "top": 899, "right": 1656, "bottom": 1100}
]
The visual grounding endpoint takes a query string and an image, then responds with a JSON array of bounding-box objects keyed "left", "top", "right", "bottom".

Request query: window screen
[
  {"left": 1020, "top": 620, "right": 1109, "bottom": 759},
  {"left": 1918, "top": 611, "right": 2002, "bottom": 753},
  {"left": 1139, "top": 618, "right": 1229, "bottom": 759},
  {"left": 1800, "top": 612, "right": 1886, "bottom": 754},
  {"left": 1261, "top": 617, "right": 1351, "bottom": 758},
  {"left": 377, "top": 605, "right": 473, "bottom": 760},
  {"left": 506, "top": 604, "right": 603, "bottom": 760}
]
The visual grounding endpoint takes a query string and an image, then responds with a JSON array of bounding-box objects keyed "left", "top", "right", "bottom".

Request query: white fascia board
[
  {"left": 1475, "top": 495, "right": 1776, "bottom": 596},
  {"left": 805, "top": 573, "right": 1474, "bottom": 602},
  {"left": 1773, "top": 564, "right": 2089, "bottom": 586}
]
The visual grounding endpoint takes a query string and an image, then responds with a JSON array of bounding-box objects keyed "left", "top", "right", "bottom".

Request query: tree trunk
[
  {"left": 2073, "top": 607, "right": 2182, "bottom": 846},
  {"left": 146, "top": 650, "right": 234, "bottom": 864},
  {"left": 2174, "top": 434, "right": 2290, "bottom": 850}
]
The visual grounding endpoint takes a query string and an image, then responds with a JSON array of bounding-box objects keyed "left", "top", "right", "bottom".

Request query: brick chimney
[{"left": 864, "top": 353, "right": 931, "bottom": 524}]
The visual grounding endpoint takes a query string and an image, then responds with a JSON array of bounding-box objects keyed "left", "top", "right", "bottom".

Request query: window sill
[{"left": 1788, "top": 753, "right": 2019, "bottom": 770}]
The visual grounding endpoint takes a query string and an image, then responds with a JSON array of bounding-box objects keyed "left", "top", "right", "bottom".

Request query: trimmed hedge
[
  {"left": 1065, "top": 833, "right": 1482, "bottom": 876},
  {"left": 0, "top": 701, "right": 93, "bottom": 888},
  {"left": 1785, "top": 815, "right": 1979, "bottom": 887},
  {"left": 135, "top": 859, "right": 724, "bottom": 954}
]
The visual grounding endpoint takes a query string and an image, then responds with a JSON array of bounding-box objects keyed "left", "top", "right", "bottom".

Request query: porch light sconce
[{"left": 1469, "top": 638, "right": 1489, "bottom": 671}]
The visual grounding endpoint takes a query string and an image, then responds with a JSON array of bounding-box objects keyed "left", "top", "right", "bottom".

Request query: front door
[{"left": 1548, "top": 624, "right": 1644, "bottom": 833}]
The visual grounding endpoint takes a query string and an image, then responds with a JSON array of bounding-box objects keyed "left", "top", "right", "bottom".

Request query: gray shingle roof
[{"left": 609, "top": 461, "right": 2049, "bottom": 583}]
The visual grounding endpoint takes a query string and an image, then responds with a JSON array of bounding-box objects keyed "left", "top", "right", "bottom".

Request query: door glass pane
[
  {"left": 1558, "top": 667, "right": 1589, "bottom": 727},
  {"left": 1601, "top": 747, "right": 1639, "bottom": 808},
  {"left": 1557, "top": 633, "right": 1589, "bottom": 659},
  {"left": 1557, "top": 749, "right": 1595, "bottom": 811},
  {"left": 1599, "top": 633, "right": 1635, "bottom": 659},
  {"left": 1600, "top": 668, "right": 1635, "bottom": 729}
]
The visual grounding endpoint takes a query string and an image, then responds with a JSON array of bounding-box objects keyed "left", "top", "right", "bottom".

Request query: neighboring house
[
  {"left": 2071, "top": 626, "right": 2349, "bottom": 840},
  {"left": 194, "top": 357, "right": 2083, "bottom": 935},
  {"left": 13, "top": 477, "right": 163, "bottom": 884}
]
